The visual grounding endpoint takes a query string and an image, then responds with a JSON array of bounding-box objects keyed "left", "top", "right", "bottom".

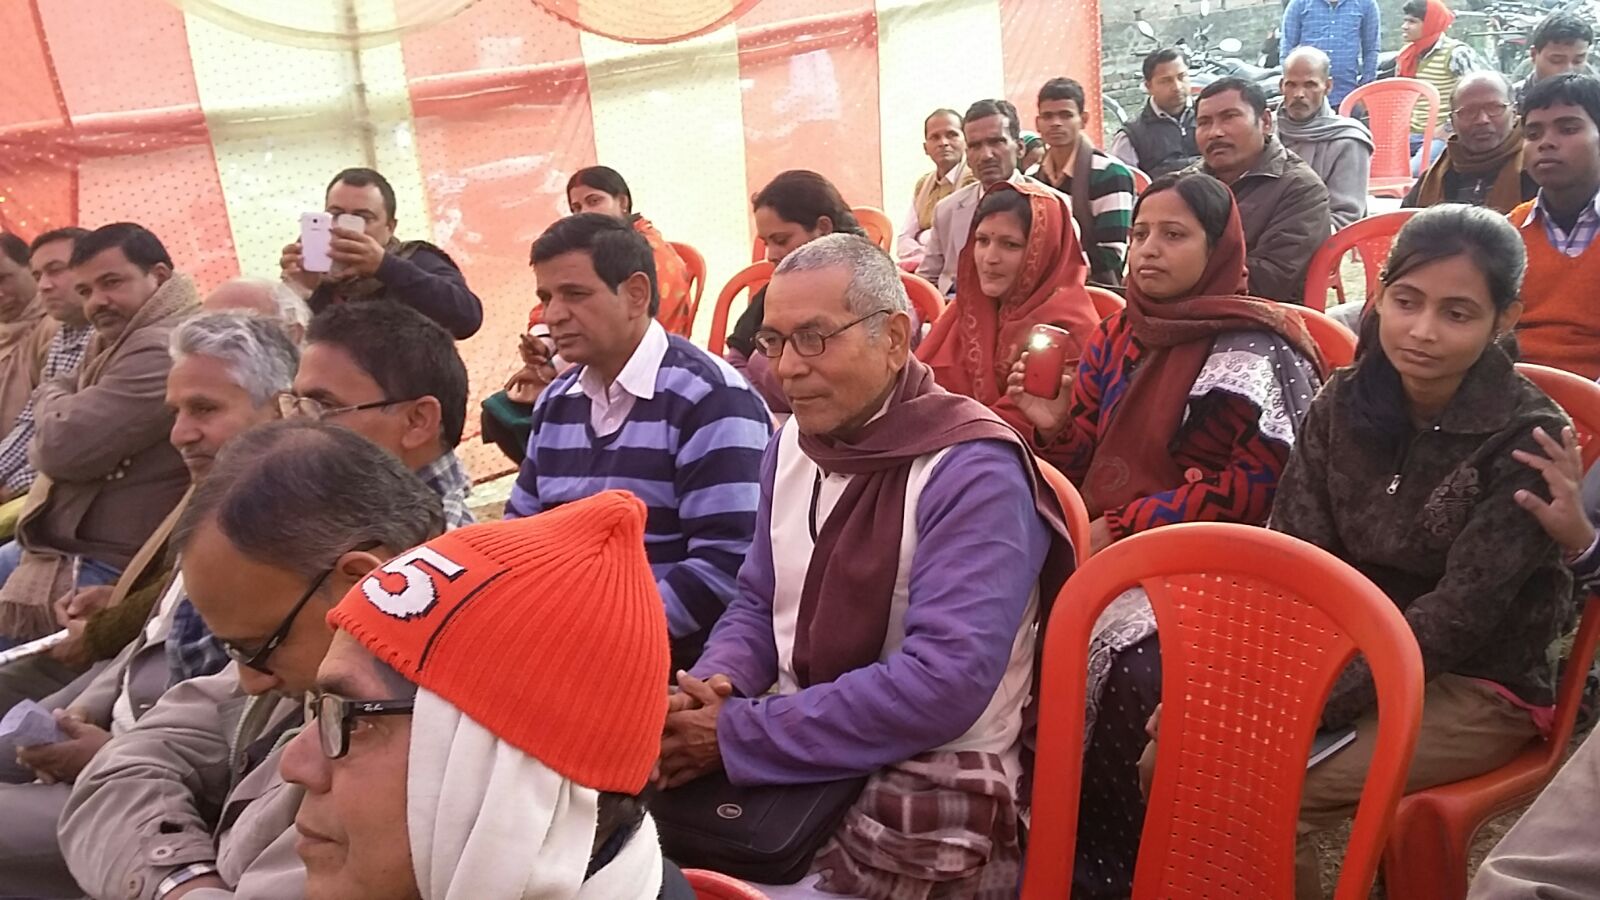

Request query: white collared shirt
[{"left": 566, "top": 319, "right": 669, "bottom": 437}]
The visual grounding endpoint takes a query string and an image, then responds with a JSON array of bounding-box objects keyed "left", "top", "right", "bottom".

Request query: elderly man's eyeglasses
[
  {"left": 276, "top": 393, "right": 418, "bottom": 422},
  {"left": 304, "top": 693, "right": 414, "bottom": 759},
  {"left": 220, "top": 541, "right": 381, "bottom": 676},
  {"left": 752, "top": 310, "right": 889, "bottom": 359},
  {"left": 1452, "top": 102, "right": 1510, "bottom": 122}
]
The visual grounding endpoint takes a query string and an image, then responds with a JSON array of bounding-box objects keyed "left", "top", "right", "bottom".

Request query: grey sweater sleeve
[{"left": 1323, "top": 140, "right": 1372, "bottom": 231}]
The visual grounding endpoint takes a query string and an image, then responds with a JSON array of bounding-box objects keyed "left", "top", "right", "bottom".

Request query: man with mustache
[
  {"left": 1404, "top": 71, "right": 1538, "bottom": 212},
  {"left": 1509, "top": 72, "right": 1600, "bottom": 380},
  {"left": 1276, "top": 46, "right": 1374, "bottom": 230},
  {"left": 1183, "top": 77, "right": 1330, "bottom": 304},
  {"left": 896, "top": 109, "right": 976, "bottom": 269}
]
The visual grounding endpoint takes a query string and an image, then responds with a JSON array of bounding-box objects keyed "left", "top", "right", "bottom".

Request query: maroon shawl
[{"left": 792, "top": 358, "right": 1073, "bottom": 686}]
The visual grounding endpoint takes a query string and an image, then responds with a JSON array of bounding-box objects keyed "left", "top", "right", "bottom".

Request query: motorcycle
[{"left": 1133, "top": 4, "right": 1282, "bottom": 107}]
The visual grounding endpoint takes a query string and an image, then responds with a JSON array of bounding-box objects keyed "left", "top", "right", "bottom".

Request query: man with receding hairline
[
  {"left": 1405, "top": 70, "right": 1538, "bottom": 211},
  {"left": 1276, "top": 46, "right": 1373, "bottom": 229},
  {"left": 897, "top": 109, "right": 976, "bottom": 267}
]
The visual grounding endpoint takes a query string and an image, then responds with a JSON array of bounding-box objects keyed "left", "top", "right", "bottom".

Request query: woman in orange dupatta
[{"left": 917, "top": 181, "right": 1100, "bottom": 444}]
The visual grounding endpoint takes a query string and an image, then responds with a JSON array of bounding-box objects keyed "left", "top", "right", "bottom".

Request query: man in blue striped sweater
[{"left": 508, "top": 214, "right": 771, "bottom": 670}]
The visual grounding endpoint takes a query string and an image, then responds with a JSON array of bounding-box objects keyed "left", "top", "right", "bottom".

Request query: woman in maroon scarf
[
  {"left": 1003, "top": 172, "right": 1326, "bottom": 898},
  {"left": 918, "top": 181, "right": 1100, "bottom": 446}
]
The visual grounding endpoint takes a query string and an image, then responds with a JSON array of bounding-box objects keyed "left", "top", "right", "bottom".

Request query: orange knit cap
[{"left": 327, "top": 490, "right": 669, "bottom": 794}]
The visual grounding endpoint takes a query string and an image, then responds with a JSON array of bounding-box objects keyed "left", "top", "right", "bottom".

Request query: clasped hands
[{"left": 656, "top": 670, "right": 733, "bottom": 790}]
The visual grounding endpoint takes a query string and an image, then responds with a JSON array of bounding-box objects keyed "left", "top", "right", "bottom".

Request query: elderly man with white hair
[
  {"left": 654, "top": 235, "right": 1074, "bottom": 899},
  {"left": 202, "top": 278, "right": 312, "bottom": 343},
  {"left": 1276, "top": 45, "right": 1374, "bottom": 229}
]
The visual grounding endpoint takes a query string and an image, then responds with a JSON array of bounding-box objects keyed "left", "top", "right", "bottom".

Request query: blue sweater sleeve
[{"left": 712, "top": 440, "right": 1050, "bottom": 785}]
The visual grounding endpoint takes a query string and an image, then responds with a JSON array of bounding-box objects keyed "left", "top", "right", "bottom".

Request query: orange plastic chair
[
  {"left": 1022, "top": 523, "right": 1425, "bottom": 900},
  {"left": 1086, "top": 285, "right": 1126, "bottom": 320},
  {"left": 706, "top": 261, "right": 775, "bottom": 357},
  {"left": 668, "top": 240, "right": 707, "bottom": 331},
  {"left": 1380, "top": 364, "right": 1600, "bottom": 900},
  {"left": 1129, "top": 165, "right": 1151, "bottom": 195},
  {"left": 899, "top": 271, "right": 945, "bottom": 328},
  {"left": 1296, "top": 305, "right": 1359, "bottom": 370},
  {"left": 1035, "top": 458, "right": 1094, "bottom": 566},
  {"left": 1301, "top": 210, "right": 1419, "bottom": 312},
  {"left": 852, "top": 205, "right": 896, "bottom": 255},
  {"left": 682, "top": 869, "right": 770, "bottom": 899},
  {"left": 1339, "top": 78, "right": 1441, "bottom": 199}
]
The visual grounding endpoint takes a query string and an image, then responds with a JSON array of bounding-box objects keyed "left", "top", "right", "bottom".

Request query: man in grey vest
[{"left": 1110, "top": 48, "right": 1202, "bottom": 178}]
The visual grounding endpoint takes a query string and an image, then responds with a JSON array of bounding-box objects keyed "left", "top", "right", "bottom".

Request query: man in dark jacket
[
  {"left": 1110, "top": 47, "right": 1201, "bottom": 178},
  {"left": 1184, "top": 77, "right": 1331, "bottom": 304},
  {"left": 279, "top": 167, "right": 483, "bottom": 339}
]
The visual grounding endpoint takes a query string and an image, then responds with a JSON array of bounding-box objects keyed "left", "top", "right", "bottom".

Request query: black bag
[{"left": 651, "top": 771, "right": 868, "bottom": 884}]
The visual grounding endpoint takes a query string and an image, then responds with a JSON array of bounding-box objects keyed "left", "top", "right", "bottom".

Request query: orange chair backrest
[
  {"left": 1516, "top": 363, "right": 1600, "bottom": 468},
  {"left": 683, "top": 869, "right": 770, "bottom": 899},
  {"left": 1035, "top": 458, "right": 1093, "bottom": 566},
  {"left": 707, "top": 261, "right": 776, "bottom": 357},
  {"left": 668, "top": 240, "right": 707, "bottom": 319},
  {"left": 899, "top": 271, "right": 945, "bottom": 327},
  {"left": 1340, "top": 78, "right": 1442, "bottom": 183},
  {"left": 1022, "top": 523, "right": 1424, "bottom": 900},
  {"left": 1296, "top": 306, "right": 1359, "bottom": 371},
  {"left": 1301, "top": 210, "right": 1418, "bottom": 312},
  {"left": 853, "top": 205, "right": 896, "bottom": 255},
  {"left": 1086, "top": 285, "right": 1126, "bottom": 320},
  {"left": 1129, "top": 165, "right": 1151, "bottom": 195}
]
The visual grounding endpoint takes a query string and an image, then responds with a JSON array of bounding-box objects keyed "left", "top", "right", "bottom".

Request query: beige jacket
[
  {"left": 1469, "top": 727, "right": 1600, "bottom": 898},
  {"left": 59, "top": 666, "right": 304, "bottom": 900}
]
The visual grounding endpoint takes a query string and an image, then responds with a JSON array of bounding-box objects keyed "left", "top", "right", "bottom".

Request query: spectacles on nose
[
  {"left": 219, "top": 540, "right": 381, "bottom": 675},
  {"left": 751, "top": 310, "right": 889, "bottom": 359},
  {"left": 276, "top": 393, "right": 418, "bottom": 421},
  {"left": 303, "top": 692, "right": 414, "bottom": 759}
]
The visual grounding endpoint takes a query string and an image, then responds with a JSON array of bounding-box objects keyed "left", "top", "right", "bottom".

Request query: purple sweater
[{"left": 691, "top": 438, "right": 1050, "bottom": 785}]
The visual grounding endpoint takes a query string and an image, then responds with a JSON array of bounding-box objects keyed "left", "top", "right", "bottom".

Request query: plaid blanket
[{"left": 812, "top": 750, "right": 1021, "bottom": 900}]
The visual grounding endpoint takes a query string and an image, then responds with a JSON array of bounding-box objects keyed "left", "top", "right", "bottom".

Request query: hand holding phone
[
  {"left": 299, "top": 213, "right": 333, "bottom": 273},
  {"left": 1022, "top": 325, "right": 1081, "bottom": 400}
]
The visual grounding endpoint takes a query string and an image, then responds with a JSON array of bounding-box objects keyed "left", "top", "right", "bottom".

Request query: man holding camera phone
[{"left": 280, "top": 167, "right": 483, "bottom": 340}]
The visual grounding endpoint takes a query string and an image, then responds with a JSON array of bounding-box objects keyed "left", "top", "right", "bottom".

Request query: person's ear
[
  {"left": 1496, "top": 299, "right": 1525, "bottom": 335},
  {"left": 330, "top": 547, "right": 389, "bottom": 599},
  {"left": 883, "top": 309, "right": 913, "bottom": 361},
  {"left": 398, "top": 395, "right": 443, "bottom": 454},
  {"left": 1261, "top": 107, "right": 1274, "bottom": 135},
  {"left": 816, "top": 215, "right": 834, "bottom": 236},
  {"left": 151, "top": 262, "right": 173, "bottom": 285},
  {"left": 621, "top": 271, "right": 653, "bottom": 317}
]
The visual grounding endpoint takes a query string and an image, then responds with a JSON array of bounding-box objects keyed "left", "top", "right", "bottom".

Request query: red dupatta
[{"left": 1397, "top": 0, "right": 1456, "bottom": 77}]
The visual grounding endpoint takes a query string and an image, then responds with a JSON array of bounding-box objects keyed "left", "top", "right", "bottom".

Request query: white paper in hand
[{"left": 0, "top": 701, "right": 65, "bottom": 757}]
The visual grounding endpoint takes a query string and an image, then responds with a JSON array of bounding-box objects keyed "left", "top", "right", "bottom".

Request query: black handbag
[{"left": 651, "top": 771, "right": 868, "bottom": 884}]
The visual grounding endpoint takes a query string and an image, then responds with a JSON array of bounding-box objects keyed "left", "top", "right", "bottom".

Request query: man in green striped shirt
[{"left": 1029, "top": 78, "right": 1137, "bottom": 286}]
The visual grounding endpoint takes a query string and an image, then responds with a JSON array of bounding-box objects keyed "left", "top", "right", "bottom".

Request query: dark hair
[
  {"left": 566, "top": 165, "right": 633, "bottom": 216},
  {"left": 1037, "top": 77, "right": 1087, "bottom": 113},
  {"left": 1143, "top": 47, "right": 1186, "bottom": 82},
  {"left": 1198, "top": 77, "right": 1269, "bottom": 118},
  {"left": 751, "top": 170, "right": 865, "bottom": 238},
  {"left": 1520, "top": 71, "right": 1600, "bottom": 126},
  {"left": 973, "top": 188, "right": 1035, "bottom": 237},
  {"left": 1531, "top": 11, "right": 1593, "bottom": 50},
  {"left": 69, "top": 222, "right": 172, "bottom": 271},
  {"left": 1402, "top": 0, "right": 1426, "bottom": 19},
  {"left": 1132, "top": 172, "right": 1235, "bottom": 247},
  {"left": 530, "top": 213, "right": 660, "bottom": 317},
  {"left": 28, "top": 227, "right": 90, "bottom": 258},
  {"left": 923, "top": 108, "right": 962, "bottom": 132},
  {"left": 326, "top": 167, "right": 397, "bottom": 222},
  {"left": 1348, "top": 204, "right": 1526, "bottom": 447},
  {"left": 172, "top": 420, "right": 445, "bottom": 580},
  {"left": 305, "top": 302, "right": 470, "bottom": 449},
  {"left": 964, "top": 99, "right": 1023, "bottom": 142},
  {"left": 0, "top": 234, "right": 28, "bottom": 269}
]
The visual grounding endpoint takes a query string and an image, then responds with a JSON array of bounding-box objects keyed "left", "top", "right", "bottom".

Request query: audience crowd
[{"left": 0, "top": 10, "right": 1598, "bottom": 898}]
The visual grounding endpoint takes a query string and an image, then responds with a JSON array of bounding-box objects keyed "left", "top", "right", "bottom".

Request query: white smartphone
[{"left": 299, "top": 212, "right": 332, "bottom": 273}]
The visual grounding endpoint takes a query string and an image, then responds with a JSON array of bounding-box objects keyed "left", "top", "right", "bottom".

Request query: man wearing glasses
[
  {"left": 279, "top": 491, "right": 698, "bottom": 899},
  {"left": 277, "top": 167, "right": 483, "bottom": 340},
  {"left": 59, "top": 421, "right": 446, "bottom": 900},
  {"left": 655, "top": 235, "right": 1072, "bottom": 897},
  {"left": 508, "top": 214, "right": 770, "bottom": 673},
  {"left": 1404, "top": 71, "right": 1539, "bottom": 213}
]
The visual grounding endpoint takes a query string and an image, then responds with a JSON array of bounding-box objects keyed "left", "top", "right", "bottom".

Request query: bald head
[
  {"left": 203, "top": 279, "right": 279, "bottom": 317},
  {"left": 1451, "top": 71, "right": 1517, "bottom": 154},
  {"left": 1281, "top": 47, "right": 1333, "bottom": 122},
  {"left": 1284, "top": 46, "right": 1332, "bottom": 80}
]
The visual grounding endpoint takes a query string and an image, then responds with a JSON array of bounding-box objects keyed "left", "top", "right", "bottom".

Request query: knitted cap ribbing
[{"left": 328, "top": 490, "right": 669, "bottom": 793}]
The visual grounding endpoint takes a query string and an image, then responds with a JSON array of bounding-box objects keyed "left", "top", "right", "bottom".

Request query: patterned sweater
[
  {"left": 506, "top": 335, "right": 771, "bottom": 646},
  {"left": 1037, "top": 312, "right": 1313, "bottom": 539},
  {"left": 1030, "top": 149, "right": 1137, "bottom": 284}
]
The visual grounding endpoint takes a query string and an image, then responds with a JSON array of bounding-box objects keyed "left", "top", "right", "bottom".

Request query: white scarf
[{"left": 407, "top": 689, "right": 665, "bottom": 900}]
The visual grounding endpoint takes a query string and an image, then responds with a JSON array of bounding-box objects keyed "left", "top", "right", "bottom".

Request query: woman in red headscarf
[
  {"left": 917, "top": 181, "right": 1100, "bottom": 446},
  {"left": 1005, "top": 171, "right": 1327, "bottom": 898},
  {"left": 1397, "top": 0, "right": 1476, "bottom": 169}
]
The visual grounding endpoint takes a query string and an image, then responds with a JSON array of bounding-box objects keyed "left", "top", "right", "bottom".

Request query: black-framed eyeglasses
[
  {"left": 275, "top": 393, "right": 420, "bottom": 422},
  {"left": 304, "top": 692, "right": 414, "bottom": 760},
  {"left": 752, "top": 309, "right": 889, "bottom": 359},
  {"left": 221, "top": 541, "right": 381, "bottom": 676}
]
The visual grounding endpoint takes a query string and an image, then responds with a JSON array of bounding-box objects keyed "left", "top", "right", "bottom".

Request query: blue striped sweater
[{"left": 506, "top": 335, "right": 772, "bottom": 642}]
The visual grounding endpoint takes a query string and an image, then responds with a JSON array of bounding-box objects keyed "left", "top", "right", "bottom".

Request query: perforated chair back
[
  {"left": 1302, "top": 210, "right": 1418, "bottom": 311},
  {"left": 1023, "top": 523, "right": 1424, "bottom": 900},
  {"left": 706, "top": 261, "right": 775, "bottom": 356},
  {"left": 1340, "top": 78, "right": 1440, "bottom": 198}
]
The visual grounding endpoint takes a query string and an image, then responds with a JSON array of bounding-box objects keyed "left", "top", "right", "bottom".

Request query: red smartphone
[{"left": 1023, "top": 325, "right": 1081, "bottom": 400}]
